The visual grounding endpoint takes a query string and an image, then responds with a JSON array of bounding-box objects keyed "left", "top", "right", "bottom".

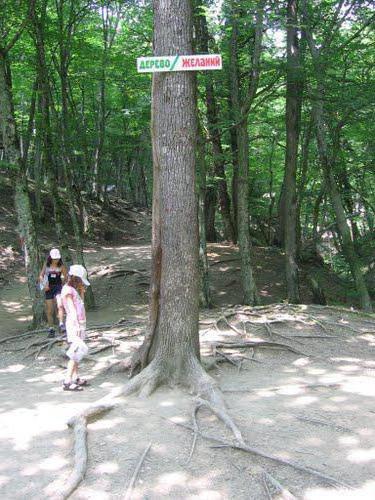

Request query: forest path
[{"left": 1, "top": 244, "right": 375, "bottom": 498}]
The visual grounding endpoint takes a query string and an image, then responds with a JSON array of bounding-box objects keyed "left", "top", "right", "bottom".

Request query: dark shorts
[{"left": 45, "top": 285, "right": 62, "bottom": 300}]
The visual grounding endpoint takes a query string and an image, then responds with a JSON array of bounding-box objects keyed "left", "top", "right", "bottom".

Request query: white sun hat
[
  {"left": 69, "top": 264, "right": 90, "bottom": 286},
  {"left": 50, "top": 248, "right": 61, "bottom": 260}
]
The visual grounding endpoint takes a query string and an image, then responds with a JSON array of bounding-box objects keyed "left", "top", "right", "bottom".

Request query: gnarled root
[
  {"left": 54, "top": 403, "right": 116, "bottom": 499},
  {"left": 190, "top": 362, "right": 244, "bottom": 445},
  {"left": 122, "top": 357, "right": 244, "bottom": 444},
  {"left": 122, "top": 360, "right": 164, "bottom": 398}
]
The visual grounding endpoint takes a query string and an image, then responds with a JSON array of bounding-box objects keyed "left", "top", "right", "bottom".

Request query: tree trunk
[
  {"left": 296, "top": 117, "right": 312, "bottom": 253},
  {"left": 236, "top": 122, "right": 258, "bottom": 304},
  {"left": 283, "top": 0, "right": 303, "bottom": 303},
  {"left": 228, "top": 1, "right": 264, "bottom": 305},
  {"left": 56, "top": 0, "right": 95, "bottom": 308},
  {"left": 197, "top": 126, "right": 212, "bottom": 308},
  {"left": 31, "top": 2, "right": 72, "bottom": 266},
  {"left": 195, "top": 8, "right": 235, "bottom": 243},
  {"left": 130, "top": 0, "right": 203, "bottom": 391},
  {"left": 0, "top": 48, "right": 44, "bottom": 326},
  {"left": 205, "top": 185, "right": 217, "bottom": 242}
]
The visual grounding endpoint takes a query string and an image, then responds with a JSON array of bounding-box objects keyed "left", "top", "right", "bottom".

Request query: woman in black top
[{"left": 39, "top": 248, "right": 67, "bottom": 337}]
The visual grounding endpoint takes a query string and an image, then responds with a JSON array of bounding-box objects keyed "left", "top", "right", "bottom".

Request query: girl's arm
[
  {"left": 61, "top": 265, "right": 68, "bottom": 283},
  {"left": 39, "top": 263, "right": 46, "bottom": 282}
]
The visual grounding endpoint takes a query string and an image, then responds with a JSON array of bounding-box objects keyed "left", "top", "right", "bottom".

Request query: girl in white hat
[
  {"left": 60, "top": 264, "right": 90, "bottom": 391},
  {"left": 39, "top": 248, "right": 67, "bottom": 337}
]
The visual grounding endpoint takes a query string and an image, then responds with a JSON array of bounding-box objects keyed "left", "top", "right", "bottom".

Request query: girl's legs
[
  {"left": 56, "top": 295, "right": 65, "bottom": 331},
  {"left": 65, "top": 359, "right": 77, "bottom": 383},
  {"left": 45, "top": 299, "right": 55, "bottom": 327},
  {"left": 63, "top": 360, "right": 82, "bottom": 390}
]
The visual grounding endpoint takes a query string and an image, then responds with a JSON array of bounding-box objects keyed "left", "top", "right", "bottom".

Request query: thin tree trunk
[
  {"left": 197, "top": 126, "right": 212, "bottom": 308},
  {"left": 205, "top": 185, "right": 217, "bottom": 242},
  {"left": 296, "top": 117, "right": 312, "bottom": 252},
  {"left": 31, "top": 1, "right": 72, "bottom": 266},
  {"left": 267, "top": 136, "right": 276, "bottom": 245},
  {"left": 283, "top": 0, "right": 303, "bottom": 303},
  {"left": 228, "top": 0, "right": 265, "bottom": 305},
  {"left": 196, "top": 7, "right": 235, "bottom": 243},
  {"left": 56, "top": 0, "right": 95, "bottom": 308}
]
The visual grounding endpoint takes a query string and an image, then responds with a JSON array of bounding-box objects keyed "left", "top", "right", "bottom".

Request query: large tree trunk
[
  {"left": 0, "top": 49, "right": 44, "bottom": 326},
  {"left": 129, "top": 0, "right": 203, "bottom": 392},
  {"left": 283, "top": 0, "right": 303, "bottom": 303}
]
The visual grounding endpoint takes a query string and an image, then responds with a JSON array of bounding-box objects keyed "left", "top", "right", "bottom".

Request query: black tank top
[{"left": 46, "top": 266, "right": 62, "bottom": 287}]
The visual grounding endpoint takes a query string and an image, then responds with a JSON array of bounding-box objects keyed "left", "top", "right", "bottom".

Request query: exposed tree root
[
  {"left": 168, "top": 419, "right": 351, "bottom": 489},
  {"left": 261, "top": 470, "right": 297, "bottom": 500},
  {"left": 124, "top": 442, "right": 152, "bottom": 500},
  {"left": 222, "top": 382, "right": 341, "bottom": 393},
  {"left": 55, "top": 403, "right": 116, "bottom": 500},
  {"left": 209, "top": 340, "right": 308, "bottom": 357},
  {"left": 96, "top": 356, "right": 132, "bottom": 376},
  {"left": 293, "top": 414, "right": 352, "bottom": 433},
  {"left": 185, "top": 404, "right": 201, "bottom": 464},
  {"left": 122, "top": 358, "right": 244, "bottom": 444},
  {"left": 0, "top": 328, "right": 48, "bottom": 345}
]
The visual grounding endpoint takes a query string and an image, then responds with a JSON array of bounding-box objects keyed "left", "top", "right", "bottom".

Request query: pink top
[{"left": 61, "top": 284, "right": 86, "bottom": 341}]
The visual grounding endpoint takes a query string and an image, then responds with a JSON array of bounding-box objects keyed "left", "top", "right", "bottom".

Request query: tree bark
[
  {"left": 56, "top": 0, "right": 95, "bottom": 308},
  {"left": 0, "top": 48, "right": 44, "bottom": 326},
  {"left": 205, "top": 185, "right": 217, "bottom": 242},
  {"left": 195, "top": 7, "right": 235, "bottom": 243},
  {"left": 131, "top": 0, "right": 201, "bottom": 386},
  {"left": 31, "top": 1, "right": 72, "bottom": 266},
  {"left": 283, "top": 0, "right": 303, "bottom": 303},
  {"left": 228, "top": 1, "right": 265, "bottom": 305},
  {"left": 197, "top": 126, "right": 212, "bottom": 308}
]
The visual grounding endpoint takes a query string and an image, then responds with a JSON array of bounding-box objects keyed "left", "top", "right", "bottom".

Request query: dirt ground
[{"left": 1, "top": 241, "right": 375, "bottom": 499}]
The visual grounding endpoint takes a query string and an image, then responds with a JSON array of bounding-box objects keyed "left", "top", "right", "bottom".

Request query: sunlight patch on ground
[
  {"left": 347, "top": 447, "right": 375, "bottom": 463},
  {"left": 0, "top": 364, "right": 25, "bottom": 373},
  {"left": 94, "top": 461, "right": 119, "bottom": 474},
  {"left": 305, "top": 480, "right": 375, "bottom": 499},
  {"left": 0, "top": 300, "right": 24, "bottom": 312},
  {"left": 341, "top": 377, "right": 375, "bottom": 397}
]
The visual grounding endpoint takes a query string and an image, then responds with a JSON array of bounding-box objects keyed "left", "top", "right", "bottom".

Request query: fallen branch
[
  {"left": 56, "top": 403, "right": 116, "bottom": 500},
  {"left": 124, "top": 442, "right": 152, "bottom": 500}
]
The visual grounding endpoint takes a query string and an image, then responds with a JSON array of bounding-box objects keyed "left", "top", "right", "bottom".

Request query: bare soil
[{"left": 1, "top": 239, "right": 375, "bottom": 499}]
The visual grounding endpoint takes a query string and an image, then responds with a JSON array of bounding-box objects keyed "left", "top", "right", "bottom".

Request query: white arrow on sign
[{"left": 137, "top": 54, "right": 222, "bottom": 73}]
